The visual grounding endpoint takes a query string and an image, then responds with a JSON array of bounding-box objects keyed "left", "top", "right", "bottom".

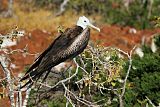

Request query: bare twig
[
  {"left": 0, "top": 77, "right": 6, "bottom": 82},
  {"left": 148, "top": 0, "right": 153, "bottom": 18},
  {"left": 22, "top": 88, "right": 31, "bottom": 107},
  {"left": 145, "top": 96, "right": 156, "bottom": 107},
  {"left": 121, "top": 46, "right": 136, "bottom": 96},
  {"left": 27, "top": 45, "right": 137, "bottom": 106},
  {"left": 48, "top": 58, "right": 79, "bottom": 89},
  {"left": 0, "top": 30, "right": 32, "bottom": 107},
  {"left": 3, "top": 46, "right": 38, "bottom": 56},
  {"left": 36, "top": 58, "right": 100, "bottom": 106},
  {"left": 0, "top": 55, "right": 15, "bottom": 107},
  {"left": 118, "top": 46, "right": 136, "bottom": 107},
  {"left": 55, "top": 0, "right": 70, "bottom": 16}
]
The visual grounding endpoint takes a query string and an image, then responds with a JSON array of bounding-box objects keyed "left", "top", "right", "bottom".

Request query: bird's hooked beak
[{"left": 88, "top": 23, "right": 100, "bottom": 32}]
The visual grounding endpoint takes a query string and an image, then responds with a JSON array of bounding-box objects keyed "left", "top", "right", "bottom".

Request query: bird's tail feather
[
  {"left": 36, "top": 70, "right": 50, "bottom": 91},
  {"left": 20, "top": 69, "right": 44, "bottom": 89}
]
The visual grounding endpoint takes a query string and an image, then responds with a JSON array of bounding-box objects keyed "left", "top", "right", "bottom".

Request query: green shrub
[{"left": 124, "top": 46, "right": 160, "bottom": 106}]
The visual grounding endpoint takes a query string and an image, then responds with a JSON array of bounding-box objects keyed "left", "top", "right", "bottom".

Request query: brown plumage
[{"left": 20, "top": 26, "right": 90, "bottom": 88}]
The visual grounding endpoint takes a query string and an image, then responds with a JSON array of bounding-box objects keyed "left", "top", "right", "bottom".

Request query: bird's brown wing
[
  {"left": 20, "top": 26, "right": 83, "bottom": 81},
  {"left": 35, "top": 26, "right": 84, "bottom": 72},
  {"left": 23, "top": 28, "right": 72, "bottom": 74}
]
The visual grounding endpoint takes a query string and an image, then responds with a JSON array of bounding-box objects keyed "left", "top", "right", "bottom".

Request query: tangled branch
[{"left": 29, "top": 45, "right": 135, "bottom": 107}]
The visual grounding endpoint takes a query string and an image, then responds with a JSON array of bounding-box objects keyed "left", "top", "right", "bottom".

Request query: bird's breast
[{"left": 59, "top": 28, "right": 90, "bottom": 58}]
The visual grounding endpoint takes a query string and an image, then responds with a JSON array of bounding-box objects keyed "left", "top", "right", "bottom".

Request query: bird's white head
[{"left": 76, "top": 16, "right": 100, "bottom": 32}]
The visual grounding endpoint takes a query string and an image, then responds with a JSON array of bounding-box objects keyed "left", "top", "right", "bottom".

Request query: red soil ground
[{"left": 0, "top": 25, "right": 160, "bottom": 107}]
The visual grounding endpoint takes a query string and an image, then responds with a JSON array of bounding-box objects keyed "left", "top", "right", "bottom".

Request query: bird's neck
[
  {"left": 66, "top": 26, "right": 83, "bottom": 39},
  {"left": 76, "top": 22, "right": 87, "bottom": 29},
  {"left": 74, "top": 26, "right": 84, "bottom": 33}
]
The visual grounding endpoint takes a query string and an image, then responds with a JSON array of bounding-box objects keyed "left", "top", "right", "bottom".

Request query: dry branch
[
  {"left": 31, "top": 45, "right": 136, "bottom": 107},
  {"left": 55, "top": 0, "right": 70, "bottom": 16},
  {"left": 0, "top": 54, "right": 15, "bottom": 107}
]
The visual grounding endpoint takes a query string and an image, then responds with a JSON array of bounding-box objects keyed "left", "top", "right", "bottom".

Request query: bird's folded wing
[{"left": 23, "top": 27, "right": 77, "bottom": 75}]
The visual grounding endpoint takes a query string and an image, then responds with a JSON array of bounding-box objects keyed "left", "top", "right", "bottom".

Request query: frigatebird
[{"left": 20, "top": 16, "right": 100, "bottom": 88}]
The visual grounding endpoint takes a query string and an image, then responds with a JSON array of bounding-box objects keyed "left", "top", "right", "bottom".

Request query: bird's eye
[{"left": 84, "top": 20, "right": 86, "bottom": 22}]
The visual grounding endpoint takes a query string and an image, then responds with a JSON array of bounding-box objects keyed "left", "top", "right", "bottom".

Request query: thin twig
[
  {"left": 121, "top": 46, "right": 136, "bottom": 97},
  {"left": 118, "top": 46, "right": 136, "bottom": 107},
  {"left": 55, "top": 0, "right": 70, "bottom": 16},
  {"left": 145, "top": 96, "right": 156, "bottom": 107},
  {"left": 22, "top": 88, "right": 31, "bottom": 107}
]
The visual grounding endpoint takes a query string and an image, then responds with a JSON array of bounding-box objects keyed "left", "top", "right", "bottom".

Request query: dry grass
[
  {"left": 0, "top": 3, "right": 78, "bottom": 32},
  {"left": 0, "top": 3, "right": 102, "bottom": 33}
]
